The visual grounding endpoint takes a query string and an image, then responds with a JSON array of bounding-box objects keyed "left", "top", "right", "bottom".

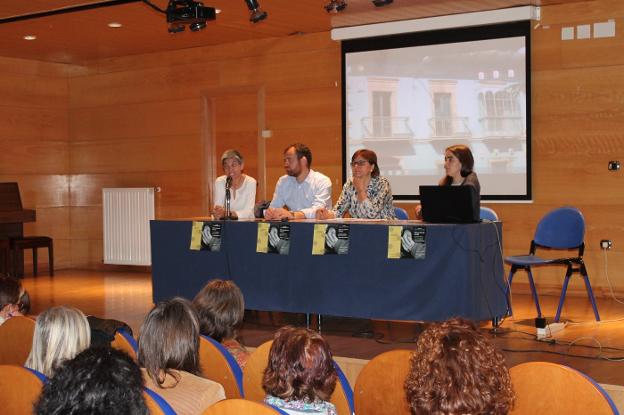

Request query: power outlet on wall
[{"left": 600, "top": 239, "right": 612, "bottom": 250}]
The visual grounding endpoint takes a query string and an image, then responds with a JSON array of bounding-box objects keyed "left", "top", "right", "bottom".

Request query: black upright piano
[{"left": 0, "top": 183, "right": 36, "bottom": 276}]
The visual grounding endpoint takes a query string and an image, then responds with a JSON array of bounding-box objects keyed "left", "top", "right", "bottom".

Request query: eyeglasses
[{"left": 350, "top": 160, "right": 369, "bottom": 167}]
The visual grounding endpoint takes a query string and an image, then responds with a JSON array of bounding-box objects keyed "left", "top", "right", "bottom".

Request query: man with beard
[{"left": 264, "top": 143, "right": 332, "bottom": 220}]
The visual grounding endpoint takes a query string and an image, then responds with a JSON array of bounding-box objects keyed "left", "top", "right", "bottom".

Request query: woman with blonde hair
[{"left": 25, "top": 306, "right": 91, "bottom": 377}]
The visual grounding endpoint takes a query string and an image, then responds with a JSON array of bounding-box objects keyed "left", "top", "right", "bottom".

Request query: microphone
[{"left": 223, "top": 175, "right": 237, "bottom": 220}]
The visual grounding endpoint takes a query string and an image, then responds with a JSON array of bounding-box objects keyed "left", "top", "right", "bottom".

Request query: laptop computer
[{"left": 419, "top": 185, "right": 480, "bottom": 223}]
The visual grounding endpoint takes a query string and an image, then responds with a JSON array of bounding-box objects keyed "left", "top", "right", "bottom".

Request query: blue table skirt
[{"left": 150, "top": 220, "right": 507, "bottom": 321}]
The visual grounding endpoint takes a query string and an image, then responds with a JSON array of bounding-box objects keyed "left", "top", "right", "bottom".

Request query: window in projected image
[{"left": 342, "top": 22, "right": 531, "bottom": 200}]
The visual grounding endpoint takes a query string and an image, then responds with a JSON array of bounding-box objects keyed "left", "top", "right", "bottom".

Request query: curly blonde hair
[{"left": 404, "top": 318, "right": 514, "bottom": 415}]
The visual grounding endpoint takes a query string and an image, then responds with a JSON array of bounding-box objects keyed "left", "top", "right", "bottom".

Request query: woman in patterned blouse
[{"left": 316, "top": 149, "right": 396, "bottom": 220}]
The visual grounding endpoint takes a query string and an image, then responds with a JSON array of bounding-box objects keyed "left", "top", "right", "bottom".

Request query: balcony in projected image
[
  {"left": 360, "top": 116, "right": 414, "bottom": 139},
  {"left": 479, "top": 115, "right": 524, "bottom": 138},
  {"left": 427, "top": 116, "right": 471, "bottom": 138}
]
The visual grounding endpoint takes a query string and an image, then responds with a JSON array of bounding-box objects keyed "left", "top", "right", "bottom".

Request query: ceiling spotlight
[
  {"left": 372, "top": 0, "right": 393, "bottom": 6},
  {"left": 244, "top": 0, "right": 267, "bottom": 23},
  {"left": 107, "top": 22, "right": 123, "bottom": 28},
  {"left": 23, "top": 35, "right": 37, "bottom": 40},
  {"left": 325, "top": 0, "right": 347, "bottom": 13},
  {"left": 165, "top": 0, "right": 216, "bottom": 33}
]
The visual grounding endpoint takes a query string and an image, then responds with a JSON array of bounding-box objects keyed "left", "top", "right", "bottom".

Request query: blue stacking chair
[
  {"left": 112, "top": 328, "right": 139, "bottom": 360},
  {"left": 394, "top": 207, "right": 409, "bottom": 220},
  {"left": 480, "top": 206, "right": 498, "bottom": 221},
  {"left": 510, "top": 362, "right": 619, "bottom": 414},
  {"left": 199, "top": 335, "right": 244, "bottom": 398},
  {"left": 505, "top": 207, "right": 600, "bottom": 322},
  {"left": 144, "top": 387, "right": 177, "bottom": 415},
  {"left": 333, "top": 360, "right": 355, "bottom": 415}
]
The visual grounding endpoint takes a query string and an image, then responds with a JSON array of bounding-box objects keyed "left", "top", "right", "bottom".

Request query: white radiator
[{"left": 103, "top": 188, "right": 155, "bottom": 266}]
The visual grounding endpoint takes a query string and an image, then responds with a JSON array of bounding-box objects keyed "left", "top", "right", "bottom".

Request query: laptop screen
[{"left": 419, "top": 185, "right": 480, "bottom": 223}]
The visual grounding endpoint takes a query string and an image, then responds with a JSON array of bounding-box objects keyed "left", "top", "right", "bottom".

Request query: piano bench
[{"left": 11, "top": 236, "right": 54, "bottom": 277}]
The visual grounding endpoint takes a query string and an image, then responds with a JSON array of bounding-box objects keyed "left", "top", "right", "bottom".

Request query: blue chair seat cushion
[{"left": 505, "top": 255, "right": 561, "bottom": 267}]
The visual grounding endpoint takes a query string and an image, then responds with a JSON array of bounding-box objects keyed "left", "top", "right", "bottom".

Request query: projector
[{"left": 166, "top": 0, "right": 216, "bottom": 33}]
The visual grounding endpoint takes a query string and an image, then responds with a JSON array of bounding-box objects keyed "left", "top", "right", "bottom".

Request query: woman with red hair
[
  {"left": 262, "top": 326, "right": 338, "bottom": 415},
  {"left": 404, "top": 318, "right": 514, "bottom": 415}
]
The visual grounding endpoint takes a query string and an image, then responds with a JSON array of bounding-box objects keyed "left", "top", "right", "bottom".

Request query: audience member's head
[
  {"left": 26, "top": 305, "right": 91, "bottom": 377},
  {"left": 138, "top": 297, "right": 200, "bottom": 387},
  {"left": 263, "top": 326, "right": 337, "bottom": 403},
  {"left": 0, "top": 275, "right": 22, "bottom": 324},
  {"left": 404, "top": 318, "right": 514, "bottom": 415},
  {"left": 35, "top": 347, "right": 148, "bottom": 415},
  {"left": 192, "top": 279, "right": 245, "bottom": 342}
]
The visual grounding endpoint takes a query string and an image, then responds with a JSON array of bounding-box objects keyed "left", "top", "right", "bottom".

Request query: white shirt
[
  {"left": 213, "top": 175, "right": 257, "bottom": 219},
  {"left": 269, "top": 169, "right": 332, "bottom": 219}
]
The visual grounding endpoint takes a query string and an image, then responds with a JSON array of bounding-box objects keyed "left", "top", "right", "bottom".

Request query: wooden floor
[{"left": 20, "top": 269, "right": 624, "bottom": 387}]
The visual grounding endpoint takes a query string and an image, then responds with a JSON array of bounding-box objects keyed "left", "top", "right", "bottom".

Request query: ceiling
[{"left": 0, "top": 0, "right": 584, "bottom": 65}]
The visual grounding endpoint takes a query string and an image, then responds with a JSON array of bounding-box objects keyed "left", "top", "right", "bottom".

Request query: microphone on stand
[{"left": 223, "top": 176, "right": 237, "bottom": 220}]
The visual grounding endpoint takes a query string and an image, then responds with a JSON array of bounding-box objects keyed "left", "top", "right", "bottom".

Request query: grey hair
[
  {"left": 26, "top": 306, "right": 91, "bottom": 377},
  {"left": 221, "top": 149, "right": 243, "bottom": 165}
]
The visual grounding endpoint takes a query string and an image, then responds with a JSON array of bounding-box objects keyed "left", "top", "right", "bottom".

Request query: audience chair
[
  {"left": 0, "top": 315, "right": 36, "bottom": 365},
  {"left": 242, "top": 340, "right": 273, "bottom": 402},
  {"left": 144, "top": 387, "right": 177, "bottom": 415},
  {"left": 199, "top": 335, "right": 243, "bottom": 399},
  {"left": 354, "top": 349, "right": 413, "bottom": 415},
  {"left": 201, "top": 398, "right": 288, "bottom": 415},
  {"left": 242, "top": 340, "right": 354, "bottom": 415},
  {"left": 332, "top": 360, "right": 355, "bottom": 415},
  {"left": 111, "top": 328, "right": 139, "bottom": 361},
  {"left": 505, "top": 206, "right": 600, "bottom": 322},
  {"left": 480, "top": 206, "right": 499, "bottom": 221},
  {"left": 0, "top": 365, "right": 47, "bottom": 415},
  {"left": 394, "top": 207, "right": 409, "bottom": 220},
  {"left": 510, "top": 362, "right": 619, "bottom": 415},
  {"left": 10, "top": 236, "right": 54, "bottom": 277}
]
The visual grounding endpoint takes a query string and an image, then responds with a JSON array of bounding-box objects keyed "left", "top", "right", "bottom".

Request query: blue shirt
[{"left": 269, "top": 170, "right": 332, "bottom": 219}]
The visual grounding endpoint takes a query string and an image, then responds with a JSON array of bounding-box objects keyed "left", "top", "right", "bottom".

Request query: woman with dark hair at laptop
[
  {"left": 439, "top": 144, "right": 480, "bottom": 192},
  {"left": 416, "top": 144, "right": 480, "bottom": 219},
  {"left": 316, "top": 149, "right": 396, "bottom": 220}
]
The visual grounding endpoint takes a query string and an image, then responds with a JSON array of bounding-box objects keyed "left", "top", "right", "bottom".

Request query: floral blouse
[
  {"left": 331, "top": 176, "right": 396, "bottom": 219},
  {"left": 222, "top": 338, "right": 250, "bottom": 369},
  {"left": 265, "top": 395, "right": 337, "bottom": 415}
]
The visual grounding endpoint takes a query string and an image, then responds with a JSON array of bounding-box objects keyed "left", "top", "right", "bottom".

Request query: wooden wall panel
[
  {"left": 70, "top": 99, "right": 201, "bottom": 141},
  {"left": 69, "top": 64, "right": 221, "bottom": 108},
  {"left": 0, "top": 107, "right": 68, "bottom": 141},
  {"left": 0, "top": 74, "right": 68, "bottom": 108},
  {"left": 69, "top": 136, "right": 202, "bottom": 174},
  {"left": 0, "top": 140, "right": 68, "bottom": 175},
  {"left": 0, "top": 57, "right": 70, "bottom": 275}
]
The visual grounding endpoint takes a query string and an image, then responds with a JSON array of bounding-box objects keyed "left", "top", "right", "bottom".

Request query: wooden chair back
[
  {"left": 242, "top": 340, "right": 354, "bottom": 415},
  {"left": 199, "top": 336, "right": 243, "bottom": 398},
  {"left": 242, "top": 340, "right": 273, "bottom": 402},
  {"left": 510, "top": 361, "right": 619, "bottom": 415},
  {"left": 354, "top": 349, "right": 413, "bottom": 415},
  {"left": 0, "top": 315, "right": 36, "bottom": 365},
  {"left": 0, "top": 365, "right": 46, "bottom": 415},
  {"left": 201, "top": 398, "right": 287, "bottom": 415},
  {"left": 111, "top": 329, "right": 138, "bottom": 361}
]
